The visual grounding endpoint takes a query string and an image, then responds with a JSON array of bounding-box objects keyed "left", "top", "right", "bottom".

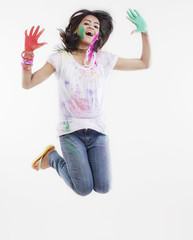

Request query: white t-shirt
[{"left": 47, "top": 50, "right": 118, "bottom": 136}]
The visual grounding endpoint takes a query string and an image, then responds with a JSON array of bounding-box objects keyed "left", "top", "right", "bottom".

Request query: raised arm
[
  {"left": 22, "top": 26, "right": 55, "bottom": 89},
  {"left": 114, "top": 9, "right": 151, "bottom": 71}
]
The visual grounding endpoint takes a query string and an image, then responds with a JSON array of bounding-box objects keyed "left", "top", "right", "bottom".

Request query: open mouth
[{"left": 85, "top": 31, "right": 94, "bottom": 37}]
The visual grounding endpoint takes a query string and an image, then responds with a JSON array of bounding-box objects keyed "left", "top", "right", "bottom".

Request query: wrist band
[
  {"left": 22, "top": 58, "right": 33, "bottom": 65},
  {"left": 21, "top": 50, "right": 34, "bottom": 71},
  {"left": 22, "top": 64, "right": 32, "bottom": 71},
  {"left": 21, "top": 51, "right": 34, "bottom": 60}
]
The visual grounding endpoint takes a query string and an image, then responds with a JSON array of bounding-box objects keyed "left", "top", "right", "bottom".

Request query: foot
[{"left": 33, "top": 148, "right": 55, "bottom": 171}]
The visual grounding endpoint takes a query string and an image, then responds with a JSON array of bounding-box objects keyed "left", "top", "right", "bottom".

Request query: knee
[
  {"left": 76, "top": 188, "right": 93, "bottom": 196},
  {"left": 75, "top": 183, "right": 93, "bottom": 196},
  {"left": 94, "top": 182, "right": 111, "bottom": 194}
]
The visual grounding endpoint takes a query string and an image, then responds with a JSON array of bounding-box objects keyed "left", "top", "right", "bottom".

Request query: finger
[
  {"left": 131, "top": 29, "right": 140, "bottom": 35},
  {"left": 129, "top": 9, "right": 137, "bottom": 18},
  {"left": 38, "top": 42, "right": 47, "bottom": 48},
  {"left": 127, "top": 16, "right": 136, "bottom": 24},
  {"left": 34, "top": 25, "right": 40, "bottom": 36},
  {"left": 29, "top": 26, "right": 35, "bottom": 36},
  {"left": 134, "top": 9, "right": 141, "bottom": 17},
  {"left": 131, "top": 30, "right": 135, "bottom": 35},
  {"left": 126, "top": 10, "right": 135, "bottom": 20},
  {"left": 36, "top": 28, "right": 45, "bottom": 39},
  {"left": 25, "top": 29, "right": 28, "bottom": 38}
]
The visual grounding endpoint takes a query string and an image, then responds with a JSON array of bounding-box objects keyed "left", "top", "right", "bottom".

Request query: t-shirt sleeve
[
  {"left": 98, "top": 51, "right": 118, "bottom": 78},
  {"left": 47, "top": 52, "right": 62, "bottom": 73}
]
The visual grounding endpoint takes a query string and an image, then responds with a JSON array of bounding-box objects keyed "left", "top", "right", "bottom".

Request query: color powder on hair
[{"left": 101, "top": 28, "right": 106, "bottom": 35}]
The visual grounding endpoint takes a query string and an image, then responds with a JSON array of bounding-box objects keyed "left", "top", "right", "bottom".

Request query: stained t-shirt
[{"left": 47, "top": 50, "right": 118, "bottom": 136}]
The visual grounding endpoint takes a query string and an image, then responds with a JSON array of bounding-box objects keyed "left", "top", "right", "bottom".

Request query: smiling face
[{"left": 76, "top": 15, "right": 100, "bottom": 48}]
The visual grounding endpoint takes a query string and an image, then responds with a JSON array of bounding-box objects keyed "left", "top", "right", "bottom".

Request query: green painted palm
[{"left": 127, "top": 9, "right": 147, "bottom": 34}]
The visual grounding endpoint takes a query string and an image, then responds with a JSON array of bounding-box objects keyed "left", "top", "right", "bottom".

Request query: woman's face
[{"left": 76, "top": 15, "right": 100, "bottom": 46}]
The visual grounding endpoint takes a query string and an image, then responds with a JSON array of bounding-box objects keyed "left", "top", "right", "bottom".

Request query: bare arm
[
  {"left": 22, "top": 61, "right": 55, "bottom": 89},
  {"left": 22, "top": 26, "right": 55, "bottom": 89},
  {"left": 114, "top": 32, "right": 151, "bottom": 71}
]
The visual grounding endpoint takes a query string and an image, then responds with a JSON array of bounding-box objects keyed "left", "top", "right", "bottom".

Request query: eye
[{"left": 94, "top": 25, "right": 99, "bottom": 29}]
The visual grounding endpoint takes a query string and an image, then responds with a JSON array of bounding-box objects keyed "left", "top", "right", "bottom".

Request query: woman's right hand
[{"left": 25, "top": 26, "right": 47, "bottom": 52}]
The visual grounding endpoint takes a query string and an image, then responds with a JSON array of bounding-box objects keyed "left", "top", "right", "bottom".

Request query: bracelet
[
  {"left": 22, "top": 64, "right": 32, "bottom": 71},
  {"left": 21, "top": 51, "right": 34, "bottom": 60},
  {"left": 21, "top": 61, "right": 33, "bottom": 71},
  {"left": 21, "top": 51, "right": 34, "bottom": 71},
  {"left": 21, "top": 58, "right": 33, "bottom": 65}
]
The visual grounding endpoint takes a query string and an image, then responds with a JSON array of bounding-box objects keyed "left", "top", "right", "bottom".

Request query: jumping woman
[{"left": 22, "top": 9, "right": 150, "bottom": 196}]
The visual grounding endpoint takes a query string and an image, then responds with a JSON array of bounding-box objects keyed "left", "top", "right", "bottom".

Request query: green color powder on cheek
[{"left": 78, "top": 25, "right": 85, "bottom": 39}]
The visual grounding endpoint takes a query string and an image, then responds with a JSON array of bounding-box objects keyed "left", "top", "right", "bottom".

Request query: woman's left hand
[{"left": 126, "top": 9, "right": 147, "bottom": 34}]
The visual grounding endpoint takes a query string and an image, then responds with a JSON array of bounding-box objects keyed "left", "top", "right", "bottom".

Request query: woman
[{"left": 22, "top": 9, "right": 150, "bottom": 196}]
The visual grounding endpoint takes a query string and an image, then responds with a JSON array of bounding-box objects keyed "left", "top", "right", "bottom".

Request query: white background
[{"left": 0, "top": 0, "right": 193, "bottom": 239}]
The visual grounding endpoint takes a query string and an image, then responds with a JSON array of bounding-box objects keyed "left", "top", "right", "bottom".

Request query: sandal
[{"left": 32, "top": 145, "right": 55, "bottom": 170}]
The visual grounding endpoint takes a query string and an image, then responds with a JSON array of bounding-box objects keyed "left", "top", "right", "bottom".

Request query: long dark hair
[{"left": 58, "top": 9, "right": 113, "bottom": 52}]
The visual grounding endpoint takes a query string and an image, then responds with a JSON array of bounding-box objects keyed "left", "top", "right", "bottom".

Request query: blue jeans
[{"left": 48, "top": 129, "right": 111, "bottom": 196}]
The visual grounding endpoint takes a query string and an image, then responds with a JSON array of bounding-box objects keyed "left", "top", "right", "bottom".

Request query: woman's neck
[
  {"left": 73, "top": 41, "right": 92, "bottom": 54},
  {"left": 74, "top": 48, "right": 87, "bottom": 54}
]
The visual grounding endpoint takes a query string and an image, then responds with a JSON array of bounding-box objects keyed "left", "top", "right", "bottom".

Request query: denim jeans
[{"left": 48, "top": 129, "right": 111, "bottom": 196}]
